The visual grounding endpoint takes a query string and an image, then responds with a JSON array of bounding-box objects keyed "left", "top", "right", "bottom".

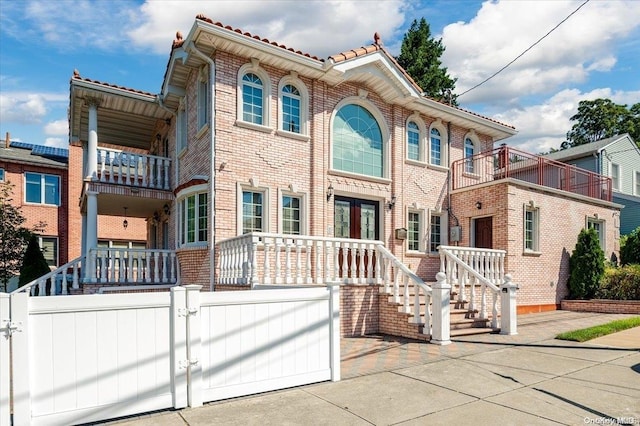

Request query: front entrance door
[
  {"left": 334, "top": 197, "right": 379, "bottom": 279},
  {"left": 474, "top": 217, "right": 493, "bottom": 249}
]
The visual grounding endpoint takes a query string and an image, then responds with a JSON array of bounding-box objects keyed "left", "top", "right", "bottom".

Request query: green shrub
[
  {"left": 568, "top": 228, "right": 605, "bottom": 299},
  {"left": 597, "top": 264, "right": 640, "bottom": 300},
  {"left": 620, "top": 226, "right": 640, "bottom": 265}
]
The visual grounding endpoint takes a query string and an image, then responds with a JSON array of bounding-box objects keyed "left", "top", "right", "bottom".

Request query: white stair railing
[
  {"left": 217, "top": 232, "right": 432, "bottom": 333},
  {"left": 97, "top": 147, "right": 171, "bottom": 190},
  {"left": 90, "top": 248, "right": 177, "bottom": 284},
  {"left": 438, "top": 245, "right": 509, "bottom": 329},
  {"left": 11, "top": 256, "right": 84, "bottom": 296}
]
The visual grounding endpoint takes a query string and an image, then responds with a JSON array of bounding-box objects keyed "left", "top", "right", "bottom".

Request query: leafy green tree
[
  {"left": 568, "top": 228, "right": 605, "bottom": 299},
  {"left": 563, "top": 99, "right": 640, "bottom": 148},
  {"left": 620, "top": 226, "right": 640, "bottom": 266},
  {"left": 395, "top": 18, "right": 458, "bottom": 105},
  {"left": 19, "top": 235, "right": 51, "bottom": 293},
  {"left": 0, "top": 181, "right": 39, "bottom": 292}
]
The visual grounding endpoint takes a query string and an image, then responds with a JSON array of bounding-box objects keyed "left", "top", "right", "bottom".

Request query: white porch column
[
  {"left": 430, "top": 272, "right": 451, "bottom": 346},
  {"left": 500, "top": 274, "right": 518, "bottom": 335},
  {"left": 84, "top": 190, "right": 98, "bottom": 280},
  {"left": 86, "top": 98, "right": 100, "bottom": 180}
]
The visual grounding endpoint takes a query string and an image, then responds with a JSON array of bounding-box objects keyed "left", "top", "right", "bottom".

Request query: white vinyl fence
[{"left": 0, "top": 285, "right": 340, "bottom": 425}]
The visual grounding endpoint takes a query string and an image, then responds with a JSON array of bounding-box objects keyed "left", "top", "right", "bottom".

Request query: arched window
[
  {"left": 464, "top": 138, "right": 475, "bottom": 173},
  {"left": 333, "top": 104, "right": 384, "bottom": 178},
  {"left": 430, "top": 128, "right": 442, "bottom": 166},
  {"left": 282, "top": 84, "right": 300, "bottom": 133},
  {"left": 407, "top": 121, "right": 420, "bottom": 161},
  {"left": 242, "top": 73, "right": 264, "bottom": 124}
]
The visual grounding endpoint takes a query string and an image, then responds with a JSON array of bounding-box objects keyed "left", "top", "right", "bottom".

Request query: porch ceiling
[
  {"left": 70, "top": 80, "right": 172, "bottom": 150},
  {"left": 96, "top": 192, "right": 170, "bottom": 218}
]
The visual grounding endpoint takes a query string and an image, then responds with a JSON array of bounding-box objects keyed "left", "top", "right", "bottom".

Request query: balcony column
[
  {"left": 85, "top": 98, "right": 100, "bottom": 180},
  {"left": 84, "top": 190, "right": 98, "bottom": 280}
]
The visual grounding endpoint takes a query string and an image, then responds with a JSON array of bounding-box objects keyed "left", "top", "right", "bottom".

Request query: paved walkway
[{"left": 105, "top": 311, "right": 640, "bottom": 425}]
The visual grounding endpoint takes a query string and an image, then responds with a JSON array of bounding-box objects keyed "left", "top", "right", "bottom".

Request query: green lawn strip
[{"left": 556, "top": 317, "right": 640, "bottom": 342}]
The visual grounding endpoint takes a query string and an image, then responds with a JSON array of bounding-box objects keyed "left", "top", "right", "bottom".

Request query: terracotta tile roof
[{"left": 71, "top": 70, "right": 157, "bottom": 97}]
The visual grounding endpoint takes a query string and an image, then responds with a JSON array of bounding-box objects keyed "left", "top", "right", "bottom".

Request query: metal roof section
[
  {"left": 544, "top": 134, "right": 635, "bottom": 162},
  {"left": 0, "top": 142, "right": 68, "bottom": 169}
]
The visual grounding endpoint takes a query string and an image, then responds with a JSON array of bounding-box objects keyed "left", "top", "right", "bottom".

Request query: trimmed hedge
[{"left": 597, "top": 264, "right": 640, "bottom": 300}]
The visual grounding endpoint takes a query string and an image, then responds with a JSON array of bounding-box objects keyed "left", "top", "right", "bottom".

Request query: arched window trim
[
  {"left": 277, "top": 75, "right": 310, "bottom": 140},
  {"left": 429, "top": 120, "right": 448, "bottom": 169},
  {"left": 236, "top": 62, "right": 272, "bottom": 132},
  {"left": 405, "top": 114, "right": 426, "bottom": 164},
  {"left": 463, "top": 131, "right": 480, "bottom": 174},
  {"left": 329, "top": 97, "right": 391, "bottom": 181}
]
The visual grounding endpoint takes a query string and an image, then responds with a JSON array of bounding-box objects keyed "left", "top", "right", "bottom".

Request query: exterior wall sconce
[
  {"left": 387, "top": 195, "right": 397, "bottom": 210},
  {"left": 153, "top": 211, "right": 161, "bottom": 224},
  {"left": 163, "top": 203, "right": 171, "bottom": 216},
  {"left": 123, "top": 207, "right": 129, "bottom": 229},
  {"left": 326, "top": 183, "right": 334, "bottom": 201},
  {"left": 475, "top": 201, "right": 482, "bottom": 210}
]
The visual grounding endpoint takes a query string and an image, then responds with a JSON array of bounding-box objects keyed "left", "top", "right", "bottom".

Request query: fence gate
[{"left": 0, "top": 285, "right": 339, "bottom": 425}]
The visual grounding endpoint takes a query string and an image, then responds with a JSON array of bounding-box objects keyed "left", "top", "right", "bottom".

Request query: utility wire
[{"left": 458, "top": 0, "right": 591, "bottom": 98}]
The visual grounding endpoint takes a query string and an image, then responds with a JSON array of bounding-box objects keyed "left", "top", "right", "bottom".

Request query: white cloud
[
  {"left": 128, "top": 0, "right": 407, "bottom": 57},
  {"left": 44, "top": 119, "right": 68, "bottom": 136},
  {"left": 0, "top": 92, "right": 67, "bottom": 125},
  {"left": 442, "top": 0, "right": 640, "bottom": 105},
  {"left": 496, "top": 88, "right": 640, "bottom": 153}
]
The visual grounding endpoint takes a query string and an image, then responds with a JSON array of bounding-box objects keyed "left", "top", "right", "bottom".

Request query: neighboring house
[
  {"left": 58, "top": 15, "right": 621, "bottom": 336},
  {"left": 0, "top": 139, "right": 68, "bottom": 291},
  {"left": 545, "top": 134, "right": 640, "bottom": 236}
]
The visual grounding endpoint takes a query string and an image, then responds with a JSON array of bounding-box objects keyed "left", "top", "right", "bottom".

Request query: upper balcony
[
  {"left": 97, "top": 147, "right": 171, "bottom": 190},
  {"left": 452, "top": 146, "right": 612, "bottom": 202}
]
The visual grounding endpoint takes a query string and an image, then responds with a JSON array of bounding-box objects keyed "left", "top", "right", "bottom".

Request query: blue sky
[{"left": 1, "top": 0, "right": 639, "bottom": 153}]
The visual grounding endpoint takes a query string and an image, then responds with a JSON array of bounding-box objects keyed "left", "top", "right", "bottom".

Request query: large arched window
[
  {"left": 237, "top": 62, "right": 271, "bottom": 130},
  {"left": 277, "top": 75, "right": 309, "bottom": 138},
  {"left": 332, "top": 103, "right": 384, "bottom": 178},
  {"left": 429, "top": 120, "right": 448, "bottom": 168},
  {"left": 407, "top": 121, "right": 420, "bottom": 161}
]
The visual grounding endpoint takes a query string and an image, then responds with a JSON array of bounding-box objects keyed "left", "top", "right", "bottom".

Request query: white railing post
[
  {"left": 170, "top": 286, "right": 188, "bottom": 409},
  {"left": 305, "top": 240, "right": 312, "bottom": 284},
  {"left": 328, "top": 283, "right": 341, "bottom": 382},
  {"left": 500, "top": 274, "right": 518, "bottom": 335},
  {"left": 431, "top": 272, "right": 451, "bottom": 345},
  {"left": 185, "top": 285, "right": 203, "bottom": 407},
  {"left": 263, "top": 238, "right": 272, "bottom": 284}
]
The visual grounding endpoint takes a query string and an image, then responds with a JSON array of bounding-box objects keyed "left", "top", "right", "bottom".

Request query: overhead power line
[{"left": 458, "top": 0, "right": 591, "bottom": 99}]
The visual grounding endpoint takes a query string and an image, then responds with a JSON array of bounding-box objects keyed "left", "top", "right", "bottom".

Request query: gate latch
[
  {"left": 179, "top": 358, "right": 199, "bottom": 369},
  {"left": 177, "top": 308, "right": 198, "bottom": 317},
  {"left": 1, "top": 320, "right": 22, "bottom": 338}
]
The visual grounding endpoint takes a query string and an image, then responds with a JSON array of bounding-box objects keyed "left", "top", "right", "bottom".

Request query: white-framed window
[
  {"left": 177, "top": 98, "right": 187, "bottom": 152},
  {"left": 0, "top": 168, "right": 5, "bottom": 182},
  {"left": 280, "top": 192, "right": 305, "bottom": 235},
  {"left": 635, "top": 170, "right": 640, "bottom": 196},
  {"left": 37, "top": 236, "right": 58, "bottom": 267},
  {"left": 331, "top": 97, "right": 390, "bottom": 179},
  {"left": 237, "top": 62, "right": 271, "bottom": 129},
  {"left": 429, "top": 120, "right": 447, "bottom": 167},
  {"left": 25, "top": 172, "right": 60, "bottom": 205},
  {"left": 586, "top": 217, "right": 605, "bottom": 251},
  {"left": 197, "top": 67, "right": 209, "bottom": 130},
  {"left": 464, "top": 137, "right": 476, "bottom": 173},
  {"left": 429, "top": 211, "right": 447, "bottom": 253},
  {"left": 278, "top": 76, "right": 309, "bottom": 137},
  {"left": 241, "top": 188, "right": 267, "bottom": 234},
  {"left": 524, "top": 205, "right": 540, "bottom": 252},
  {"left": 407, "top": 121, "right": 421, "bottom": 161},
  {"left": 407, "top": 210, "right": 423, "bottom": 251},
  {"left": 177, "top": 185, "right": 208, "bottom": 246},
  {"left": 610, "top": 163, "right": 620, "bottom": 191}
]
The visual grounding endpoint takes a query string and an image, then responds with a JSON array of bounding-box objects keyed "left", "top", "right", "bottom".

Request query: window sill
[
  {"left": 24, "top": 202, "right": 59, "bottom": 208},
  {"left": 275, "top": 129, "right": 310, "bottom": 142},
  {"left": 235, "top": 120, "right": 273, "bottom": 134},
  {"left": 522, "top": 250, "right": 542, "bottom": 257},
  {"left": 177, "top": 243, "right": 209, "bottom": 251},
  {"left": 427, "top": 164, "right": 449, "bottom": 173},
  {"left": 405, "top": 159, "right": 427, "bottom": 167},
  {"left": 462, "top": 172, "right": 481, "bottom": 179},
  {"left": 328, "top": 169, "right": 392, "bottom": 185},
  {"left": 195, "top": 123, "right": 209, "bottom": 139}
]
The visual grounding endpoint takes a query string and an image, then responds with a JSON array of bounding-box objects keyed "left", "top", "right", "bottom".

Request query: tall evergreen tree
[
  {"left": 563, "top": 99, "right": 640, "bottom": 148},
  {"left": 568, "top": 228, "right": 605, "bottom": 300},
  {"left": 395, "top": 18, "right": 457, "bottom": 105},
  {"left": 19, "top": 235, "right": 51, "bottom": 292}
]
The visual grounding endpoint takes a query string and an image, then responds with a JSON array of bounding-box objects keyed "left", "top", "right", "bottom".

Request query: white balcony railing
[
  {"left": 89, "top": 248, "right": 177, "bottom": 284},
  {"left": 97, "top": 148, "right": 171, "bottom": 190},
  {"left": 11, "top": 256, "right": 84, "bottom": 296}
]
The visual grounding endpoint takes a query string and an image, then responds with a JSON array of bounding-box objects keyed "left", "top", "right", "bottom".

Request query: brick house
[{"left": 57, "top": 16, "right": 620, "bottom": 336}]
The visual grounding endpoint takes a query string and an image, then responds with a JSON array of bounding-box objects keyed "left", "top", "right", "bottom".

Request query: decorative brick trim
[{"left": 561, "top": 299, "right": 640, "bottom": 314}]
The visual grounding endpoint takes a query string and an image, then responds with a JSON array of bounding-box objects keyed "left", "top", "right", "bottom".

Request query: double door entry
[{"left": 334, "top": 197, "right": 379, "bottom": 279}]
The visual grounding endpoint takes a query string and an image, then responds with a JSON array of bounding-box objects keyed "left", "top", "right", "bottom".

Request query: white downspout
[{"left": 187, "top": 42, "right": 217, "bottom": 291}]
